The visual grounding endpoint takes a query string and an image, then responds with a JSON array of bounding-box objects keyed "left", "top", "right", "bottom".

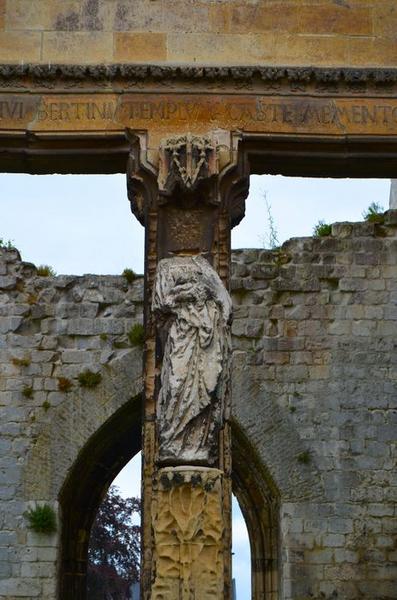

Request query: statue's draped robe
[{"left": 152, "top": 256, "right": 232, "bottom": 464}]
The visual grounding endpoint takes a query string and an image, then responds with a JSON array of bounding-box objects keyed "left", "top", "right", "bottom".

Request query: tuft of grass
[
  {"left": 22, "top": 385, "right": 33, "bottom": 399},
  {"left": 12, "top": 356, "right": 31, "bottom": 368},
  {"left": 128, "top": 323, "right": 145, "bottom": 347},
  {"left": 36, "top": 265, "right": 56, "bottom": 277},
  {"left": 289, "top": 405, "right": 296, "bottom": 413},
  {"left": 313, "top": 220, "right": 332, "bottom": 237},
  {"left": 100, "top": 333, "right": 108, "bottom": 342},
  {"left": 363, "top": 202, "right": 385, "bottom": 224},
  {"left": 25, "top": 504, "right": 57, "bottom": 534},
  {"left": 78, "top": 369, "right": 102, "bottom": 388},
  {"left": 58, "top": 377, "right": 73, "bottom": 392},
  {"left": 42, "top": 400, "right": 51, "bottom": 412},
  {"left": 297, "top": 451, "right": 311, "bottom": 465},
  {"left": 122, "top": 268, "right": 136, "bottom": 284}
]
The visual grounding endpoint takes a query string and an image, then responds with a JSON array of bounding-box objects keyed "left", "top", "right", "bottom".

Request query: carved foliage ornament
[
  {"left": 1, "top": 64, "right": 397, "bottom": 90},
  {"left": 158, "top": 134, "right": 218, "bottom": 199}
]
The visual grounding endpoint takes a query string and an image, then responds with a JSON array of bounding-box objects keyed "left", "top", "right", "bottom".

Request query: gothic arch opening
[
  {"left": 232, "top": 423, "right": 280, "bottom": 600},
  {"left": 58, "top": 395, "right": 142, "bottom": 600},
  {"left": 58, "top": 401, "right": 279, "bottom": 600}
]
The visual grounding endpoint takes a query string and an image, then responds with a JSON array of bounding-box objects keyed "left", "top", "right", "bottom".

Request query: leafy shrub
[
  {"left": 37, "top": 265, "right": 56, "bottom": 277},
  {"left": 313, "top": 220, "right": 332, "bottom": 237},
  {"left": 363, "top": 202, "right": 385, "bottom": 224},
  {"left": 25, "top": 504, "right": 57, "bottom": 534},
  {"left": 128, "top": 323, "right": 144, "bottom": 347},
  {"left": 122, "top": 268, "right": 136, "bottom": 284},
  {"left": 78, "top": 369, "right": 102, "bottom": 388}
]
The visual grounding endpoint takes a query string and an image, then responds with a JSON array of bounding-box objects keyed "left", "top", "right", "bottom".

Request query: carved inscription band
[{"left": 2, "top": 95, "right": 397, "bottom": 137}]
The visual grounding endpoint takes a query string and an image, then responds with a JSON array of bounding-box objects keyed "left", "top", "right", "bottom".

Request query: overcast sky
[
  {"left": 1, "top": 173, "right": 390, "bottom": 276},
  {"left": 1, "top": 173, "right": 391, "bottom": 600}
]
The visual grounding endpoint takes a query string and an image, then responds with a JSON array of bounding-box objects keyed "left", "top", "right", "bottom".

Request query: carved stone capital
[{"left": 127, "top": 130, "right": 249, "bottom": 228}]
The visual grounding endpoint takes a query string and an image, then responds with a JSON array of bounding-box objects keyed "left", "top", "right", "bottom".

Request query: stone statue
[{"left": 152, "top": 255, "right": 232, "bottom": 465}]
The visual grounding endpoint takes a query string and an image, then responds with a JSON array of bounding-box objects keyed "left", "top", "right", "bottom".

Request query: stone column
[
  {"left": 127, "top": 130, "right": 249, "bottom": 599},
  {"left": 390, "top": 179, "right": 397, "bottom": 209}
]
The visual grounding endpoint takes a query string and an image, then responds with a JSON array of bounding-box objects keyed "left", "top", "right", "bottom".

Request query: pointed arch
[
  {"left": 58, "top": 393, "right": 142, "bottom": 599},
  {"left": 232, "top": 421, "right": 280, "bottom": 600}
]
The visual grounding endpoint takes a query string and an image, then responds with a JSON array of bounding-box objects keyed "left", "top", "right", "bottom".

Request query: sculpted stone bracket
[{"left": 127, "top": 129, "right": 249, "bottom": 229}]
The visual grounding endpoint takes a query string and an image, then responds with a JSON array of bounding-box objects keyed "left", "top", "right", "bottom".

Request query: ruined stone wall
[
  {"left": 1, "top": 213, "right": 397, "bottom": 599},
  {"left": 0, "top": 0, "right": 396, "bottom": 67}
]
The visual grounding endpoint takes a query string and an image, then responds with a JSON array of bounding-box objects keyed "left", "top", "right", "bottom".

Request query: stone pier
[{"left": 127, "top": 131, "right": 249, "bottom": 598}]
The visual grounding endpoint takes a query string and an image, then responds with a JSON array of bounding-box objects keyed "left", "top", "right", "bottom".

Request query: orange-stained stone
[
  {"left": 209, "top": 3, "right": 231, "bottom": 34},
  {"left": 167, "top": 33, "right": 276, "bottom": 65},
  {"left": 373, "top": 3, "right": 397, "bottom": 39},
  {"left": 0, "top": 32, "right": 41, "bottom": 62},
  {"left": 297, "top": 5, "right": 372, "bottom": 36},
  {"left": 42, "top": 32, "right": 113, "bottom": 63},
  {"left": 349, "top": 36, "right": 397, "bottom": 67},
  {"left": 273, "top": 33, "right": 349, "bottom": 67},
  {"left": 228, "top": 3, "right": 299, "bottom": 34},
  {"left": 0, "top": 0, "right": 395, "bottom": 68},
  {"left": 114, "top": 32, "right": 167, "bottom": 62}
]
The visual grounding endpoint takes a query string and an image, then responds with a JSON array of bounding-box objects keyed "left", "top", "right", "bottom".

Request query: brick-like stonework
[
  {"left": 0, "top": 0, "right": 396, "bottom": 67},
  {"left": 1, "top": 213, "right": 397, "bottom": 598}
]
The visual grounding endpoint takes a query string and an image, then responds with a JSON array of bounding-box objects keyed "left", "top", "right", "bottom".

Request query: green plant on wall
[
  {"left": 122, "top": 268, "right": 136, "bottom": 283},
  {"left": 78, "top": 369, "right": 102, "bottom": 388},
  {"left": 0, "top": 238, "right": 15, "bottom": 250},
  {"left": 22, "top": 385, "right": 33, "bottom": 399},
  {"left": 25, "top": 504, "right": 57, "bottom": 534},
  {"left": 128, "top": 323, "right": 145, "bottom": 347},
  {"left": 363, "top": 202, "right": 385, "bottom": 224},
  {"left": 313, "top": 220, "right": 332, "bottom": 237}
]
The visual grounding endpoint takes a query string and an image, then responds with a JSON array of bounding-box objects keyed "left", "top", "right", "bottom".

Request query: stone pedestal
[
  {"left": 127, "top": 130, "right": 249, "bottom": 599},
  {"left": 152, "top": 468, "right": 224, "bottom": 600}
]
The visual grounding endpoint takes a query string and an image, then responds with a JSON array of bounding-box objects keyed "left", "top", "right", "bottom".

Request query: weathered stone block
[
  {"left": 114, "top": 32, "right": 166, "bottom": 62},
  {"left": 42, "top": 31, "right": 113, "bottom": 63},
  {"left": 0, "top": 32, "right": 41, "bottom": 61},
  {"left": 111, "top": 0, "right": 163, "bottom": 32},
  {"left": 6, "top": 0, "right": 50, "bottom": 30}
]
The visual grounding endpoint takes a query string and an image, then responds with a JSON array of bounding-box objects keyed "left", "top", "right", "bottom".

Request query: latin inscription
[{"left": 1, "top": 95, "right": 397, "bottom": 135}]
